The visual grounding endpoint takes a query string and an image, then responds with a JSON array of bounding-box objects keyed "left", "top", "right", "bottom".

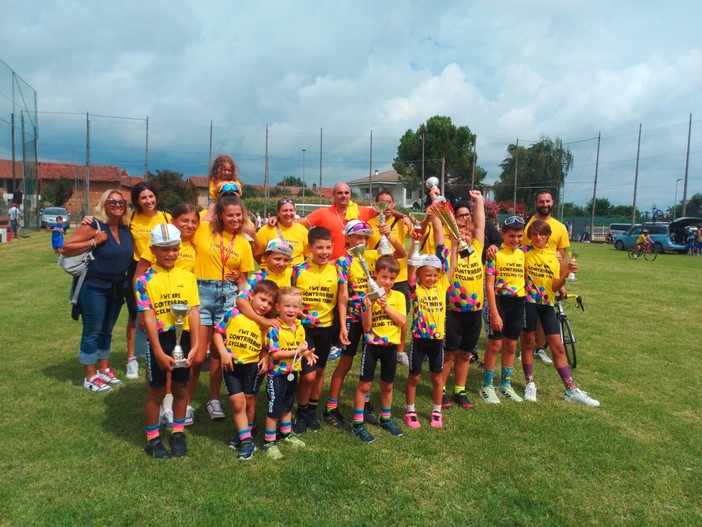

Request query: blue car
[{"left": 613, "top": 217, "right": 702, "bottom": 253}]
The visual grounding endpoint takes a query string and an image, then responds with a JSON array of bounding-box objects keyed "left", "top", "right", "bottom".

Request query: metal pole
[
  {"left": 144, "top": 116, "right": 149, "bottom": 178},
  {"left": 208, "top": 120, "right": 213, "bottom": 172},
  {"left": 440, "top": 157, "right": 445, "bottom": 195},
  {"left": 513, "top": 139, "right": 519, "bottom": 214},
  {"left": 263, "top": 125, "right": 269, "bottom": 218},
  {"left": 589, "top": 132, "right": 601, "bottom": 240},
  {"left": 470, "top": 136, "right": 476, "bottom": 190},
  {"left": 319, "top": 128, "right": 323, "bottom": 204},
  {"left": 674, "top": 179, "right": 682, "bottom": 220},
  {"left": 368, "top": 130, "right": 373, "bottom": 202},
  {"left": 631, "top": 124, "right": 641, "bottom": 225},
  {"left": 302, "top": 148, "right": 306, "bottom": 203},
  {"left": 682, "top": 113, "right": 692, "bottom": 216},
  {"left": 85, "top": 112, "right": 91, "bottom": 214},
  {"left": 421, "top": 132, "right": 425, "bottom": 181}
]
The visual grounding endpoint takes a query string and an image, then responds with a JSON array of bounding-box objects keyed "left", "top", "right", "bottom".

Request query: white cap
[
  {"left": 265, "top": 238, "right": 293, "bottom": 256},
  {"left": 344, "top": 219, "right": 373, "bottom": 236},
  {"left": 151, "top": 224, "right": 181, "bottom": 247},
  {"left": 418, "top": 254, "right": 442, "bottom": 270}
]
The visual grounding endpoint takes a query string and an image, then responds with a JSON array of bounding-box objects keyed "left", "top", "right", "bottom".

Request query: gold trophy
[
  {"left": 407, "top": 212, "right": 427, "bottom": 266},
  {"left": 349, "top": 244, "right": 385, "bottom": 301},
  {"left": 425, "top": 178, "right": 474, "bottom": 259},
  {"left": 170, "top": 304, "right": 191, "bottom": 368},
  {"left": 372, "top": 200, "right": 394, "bottom": 255},
  {"left": 566, "top": 251, "right": 578, "bottom": 282}
]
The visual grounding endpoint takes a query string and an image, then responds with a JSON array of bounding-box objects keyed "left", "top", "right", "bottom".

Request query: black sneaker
[
  {"left": 380, "top": 418, "right": 403, "bottom": 437},
  {"left": 306, "top": 407, "right": 321, "bottom": 432},
  {"left": 363, "top": 402, "right": 379, "bottom": 426},
  {"left": 169, "top": 432, "right": 187, "bottom": 457},
  {"left": 237, "top": 439, "right": 256, "bottom": 461},
  {"left": 145, "top": 437, "right": 171, "bottom": 459},
  {"left": 452, "top": 390, "right": 475, "bottom": 409},
  {"left": 352, "top": 423, "right": 376, "bottom": 443},
  {"left": 292, "top": 411, "right": 308, "bottom": 434},
  {"left": 441, "top": 392, "right": 453, "bottom": 408},
  {"left": 229, "top": 436, "right": 242, "bottom": 450},
  {"left": 323, "top": 408, "right": 352, "bottom": 431},
  {"left": 469, "top": 351, "right": 480, "bottom": 364}
]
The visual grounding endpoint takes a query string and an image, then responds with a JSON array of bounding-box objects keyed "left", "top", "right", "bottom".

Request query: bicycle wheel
[
  {"left": 560, "top": 316, "right": 577, "bottom": 369},
  {"left": 644, "top": 249, "right": 657, "bottom": 261},
  {"left": 627, "top": 248, "right": 637, "bottom": 260}
]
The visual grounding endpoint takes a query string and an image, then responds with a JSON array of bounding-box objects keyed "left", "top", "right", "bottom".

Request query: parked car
[
  {"left": 39, "top": 207, "right": 70, "bottom": 229},
  {"left": 605, "top": 223, "right": 639, "bottom": 243},
  {"left": 613, "top": 217, "right": 702, "bottom": 253}
]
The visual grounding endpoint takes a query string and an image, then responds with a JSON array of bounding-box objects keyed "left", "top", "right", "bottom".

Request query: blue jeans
[{"left": 78, "top": 281, "right": 124, "bottom": 365}]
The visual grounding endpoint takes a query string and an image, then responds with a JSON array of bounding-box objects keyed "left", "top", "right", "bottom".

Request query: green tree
[
  {"left": 276, "top": 176, "right": 306, "bottom": 187},
  {"left": 682, "top": 193, "right": 702, "bottom": 217},
  {"left": 560, "top": 202, "right": 585, "bottom": 217},
  {"left": 493, "top": 137, "right": 574, "bottom": 213},
  {"left": 42, "top": 177, "right": 73, "bottom": 206},
  {"left": 584, "top": 197, "right": 612, "bottom": 216},
  {"left": 147, "top": 170, "right": 198, "bottom": 212},
  {"left": 393, "top": 115, "right": 486, "bottom": 201}
]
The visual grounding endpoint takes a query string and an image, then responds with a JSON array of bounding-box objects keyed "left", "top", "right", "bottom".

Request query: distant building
[{"left": 347, "top": 169, "right": 422, "bottom": 208}]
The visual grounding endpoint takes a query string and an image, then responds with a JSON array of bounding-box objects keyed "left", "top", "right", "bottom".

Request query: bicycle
[
  {"left": 628, "top": 242, "right": 657, "bottom": 261},
  {"left": 549, "top": 293, "right": 584, "bottom": 369}
]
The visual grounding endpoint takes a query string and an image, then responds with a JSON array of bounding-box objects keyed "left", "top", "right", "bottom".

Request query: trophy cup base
[
  {"left": 566, "top": 274, "right": 577, "bottom": 282},
  {"left": 368, "top": 287, "right": 386, "bottom": 301},
  {"left": 173, "top": 358, "right": 188, "bottom": 369},
  {"left": 458, "top": 243, "right": 474, "bottom": 259}
]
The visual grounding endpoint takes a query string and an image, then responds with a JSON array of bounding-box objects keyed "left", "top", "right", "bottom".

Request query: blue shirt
[
  {"left": 50, "top": 223, "right": 68, "bottom": 243},
  {"left": 87, "top": 220, "right": 134, "bottom": 286}
]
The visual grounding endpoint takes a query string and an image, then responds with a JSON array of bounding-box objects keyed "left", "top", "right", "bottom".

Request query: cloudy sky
[{"left": 1, "top": 0, "right": 700, "bottom": 209}]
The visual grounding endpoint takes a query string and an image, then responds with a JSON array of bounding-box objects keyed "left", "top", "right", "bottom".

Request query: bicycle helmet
[{"left": 642, "top": 228, "right": 649, "bottom": 234}]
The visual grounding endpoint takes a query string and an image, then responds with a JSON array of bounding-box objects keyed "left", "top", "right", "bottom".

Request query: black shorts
[
  {"left": 341, "top": 320, "right": 365, "bottom": 358},
  {"left": 523, "top": 303, "right": 560, "bottom": 335},
  {"left": 303, "top": 326, "right": 334, "bottom": 372},
  {"left": 359, "top": 343, "right": 398, "bottom": 383},
  {"left": 266, "top": 373, "right": 297, "bottom": 419},
  {"left": 445, "top": 310, "right": 483, "bottom": 352},
  {"left": 125, "top": 260, "right": 138, "bottom": 321},
  {"left": 486, "top": 296, "right": 525, "bottom": 341},
  {"left": 223, "top": 362, "right": 264, "bottom": 396},
  {"left": 408, "top": 338, "right": 444, "bottom": 375},
  {"left": 392, "top": 280, "right": 411, "bottom": 314},
  {"left": 145, "top": 330, "right": 191, "bottom": 388}
]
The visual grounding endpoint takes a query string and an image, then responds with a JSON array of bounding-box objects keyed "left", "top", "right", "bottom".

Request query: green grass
[{"left": 1, "top": 233, "right": 700, "bottom": 526}]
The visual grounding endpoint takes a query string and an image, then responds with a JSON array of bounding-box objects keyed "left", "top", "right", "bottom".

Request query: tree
[
  {"left": 42, "top": 177, "right": 73, "bottom": 206},
  {"left": 584, "top": 197, "right": 612, "bottom": 216},
  {"left": 682, "top": 193, "right": 702, "bottom": 217},
  {"left": 393, "top": 115, "right": 486, "bottom": 202},
  {"left": 493, "top": 137, "right": 573, "bottom": 214},
  {"left": 276, "top": 176, "right": 306, "bottom": 188},
  {"left": 147, "top": 170, "right": 198, "bottom": 212}
]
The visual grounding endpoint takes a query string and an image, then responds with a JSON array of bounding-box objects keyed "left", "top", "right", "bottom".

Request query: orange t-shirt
[{"left": 305, "top": 205, "right": 374, "bottom": 259}]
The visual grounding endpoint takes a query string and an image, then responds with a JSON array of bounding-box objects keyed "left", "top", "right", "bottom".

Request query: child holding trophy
[{"left": 137, "top": 224, "right": 200, "bottom": 458}]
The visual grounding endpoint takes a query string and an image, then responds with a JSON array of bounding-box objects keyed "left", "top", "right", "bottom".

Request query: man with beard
[{"left": 522, "top": 190, "right": 570, "bottom": 364}]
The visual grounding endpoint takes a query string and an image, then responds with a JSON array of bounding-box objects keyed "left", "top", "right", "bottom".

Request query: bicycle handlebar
[{"left": 555, "top": 294, "right": 585, "bottom": 312}]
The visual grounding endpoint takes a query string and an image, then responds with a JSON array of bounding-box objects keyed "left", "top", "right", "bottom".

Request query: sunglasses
[
  {"left": 278, "top": 199, "right": 295, "bottom": 206},
  {"left": 219, "top": 183, "right": 239, "bottom": 194},
  {"left": 456, "top": 213, "right": 471, "bottom": 219},
  {"left": 106, "top": 199, "right": 127, "bottom": 207},
  {"left": 346, "top": 223, "right": 373, "bottom": 236},
  {"left": 504, "top": 216, "right": 525, "bottom": 226}
]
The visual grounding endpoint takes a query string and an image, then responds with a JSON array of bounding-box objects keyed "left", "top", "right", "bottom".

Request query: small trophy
[
  {"left": 426, "top": 179, "right": 474, "bottom": 259},
  {"left": 349, "top": 244, "right": 385, "bottom": 301},
  {"left": 407, "top": 212, "right": 427, "bottom": 266},
  {"left": 566, "top": 251, "right": 578, "bottom": 282},
  {"left": 373, "top": 200, "right": 394, "bottom": 256},
  {"left": 170, "top": 304, "right": 191, "bottom": 368}
]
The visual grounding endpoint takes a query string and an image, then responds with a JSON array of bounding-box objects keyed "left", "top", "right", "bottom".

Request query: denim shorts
[{"left": 197, "top": 279, "right": 238, "bottom": 327}]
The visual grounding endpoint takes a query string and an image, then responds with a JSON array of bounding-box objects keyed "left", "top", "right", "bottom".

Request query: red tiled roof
[{"left": 0, "top": 159, "right": 129, "bottom": 183}]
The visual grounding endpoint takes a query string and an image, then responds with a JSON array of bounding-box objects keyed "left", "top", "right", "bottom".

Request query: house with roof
[{"left": 347, "top": 169, "right": 422, "bottom": 208}]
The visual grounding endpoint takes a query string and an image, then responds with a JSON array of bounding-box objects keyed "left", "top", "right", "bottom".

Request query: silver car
[{"left": 40, "top": 207, "right": 70, "bottom": 229}]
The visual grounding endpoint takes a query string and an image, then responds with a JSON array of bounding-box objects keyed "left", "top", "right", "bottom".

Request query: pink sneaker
[
  {"left": 404, "top": 411, "right": 421, "bottom": 429},
  {"left": 430, "top": 411, "right": 443, "bottom": 428}
]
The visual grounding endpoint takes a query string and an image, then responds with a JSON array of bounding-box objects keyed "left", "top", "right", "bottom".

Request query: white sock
[
  {"left": 162, "top": 393, "right": 174, "bottom": 412},
  {"left": 406, "top": 404, "right": 415, "bottom": 413},
  {"left": 433, "top": 404, "right": 442, "bottom": 413}
]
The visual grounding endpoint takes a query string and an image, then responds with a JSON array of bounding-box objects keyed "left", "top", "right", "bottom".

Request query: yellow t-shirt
[
  {"left": 368, "top": 215, "right": 408, "bottom": 282},
  {"left": 447, "top": 239, "right": 484, "bottom": 312},
  {"left": 192, "top": 222, "right": 255, "bottom": 280},
  {"left": 486, "top": 244, "right": 526, "bottom": 297},
  {"left": 144, "top": 240, "right": 197, "bottom": 274},
  {"left": 135, "top": 264, "right": 200, "bottom": 333},
  {"left": 266, "top": 319, "right": 306, "bottom": 377},
  {"left": 292, "top": 262, "right": 342, "bottom": 328},
  {"left": 209, "top": 179, "right": 243, "bottom": 201},
  {"left": 215, "top": 307, "right": 264, "bottom": 364},
  {"left": 237, "top": 269, "right": 292, "bottom": 300},
  {"left": 365, "top": 289, "right": 405, "bottom": 346},
  {"left": 336, "top": 249, "right": 379, "bottom": 323},
  {"left": 130, "top": 211, "right": 172, "bottom": 261},
  {"left": 256, "top": 223, "right": 310, "bottom": 268},
  {"left": 523, "top": 216, "right": 570, "bottom": 252},
  {"left": 409, "top": 273, "right": 449, "bottom": 340},
  {"left": 524, "top": 245, "right": 560, "bottom": 306}
]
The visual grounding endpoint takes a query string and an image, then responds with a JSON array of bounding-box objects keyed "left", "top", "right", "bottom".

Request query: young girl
[
  {"left": 187, "top": 193, "right": 255, "bottom": 425},
  {"left": 208, "top": 155, "right": 243, "bottom": 204},
  {"left": 263, "top": 287, "right": 318, "bottom": 460},
  {"left": 521, "top": 220, "right": 599, "bottom": 406},
  {"left": 134, "top": 203, "right": 200, "bottom": 427}
]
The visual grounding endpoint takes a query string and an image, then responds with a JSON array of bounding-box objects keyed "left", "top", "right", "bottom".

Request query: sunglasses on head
[
  {"left": 504, "top": 216, "right": 525, "bottom": 226},
  {"left": 278, "top": 199, "right": 295, "bottom": 206},
  {"left": 106, "top": 199, "right": 126, "bottom": 207}
]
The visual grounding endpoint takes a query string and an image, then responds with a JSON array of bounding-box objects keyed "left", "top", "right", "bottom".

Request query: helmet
[{"left": 642, "top": 229, "right": 649, "bottom": 234}]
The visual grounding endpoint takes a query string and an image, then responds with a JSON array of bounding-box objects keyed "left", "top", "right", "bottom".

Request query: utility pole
[{"left": 631, "top": 124, "right": 642, "bottom": 225}]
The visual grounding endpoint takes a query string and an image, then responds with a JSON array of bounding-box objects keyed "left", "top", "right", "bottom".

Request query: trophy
[
  {"left": 170, "top": 304, "right": 191, "bottom": 368},
  {"left": 407, "top": 212, "right": 427, "bottom": 266},
  {"left": 425, "top": 179, "right": 474, "bottom": 259},
  {"left": 349, "top": 244, "right": 385, "bottom": 300},
  {"left": 373, "top": 200, "right": 394, "bottom": 255},
  {"left": 566, "top": 251, "right": 578, "bottom": 282}
]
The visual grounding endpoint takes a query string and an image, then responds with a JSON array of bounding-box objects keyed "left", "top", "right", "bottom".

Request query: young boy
[
  {"left": 324, "top": 219, "right": 406, "bottom": 430},
  {"left": 480, "top": 216, "right": 526, "bottom": 404},
  {"left": 350, "top": 255, "right": 407, "bottom": 443},
  {"left": 50, "top": 216, "right": 68, "bottom": 254},
  {"left": 214, "top": 280, "right": 278, "bottom": 460},
  {"left": 634, "top": 228, "right": 653, "bottom": 258},
  {"left": 405, "top": 215, "right": 458, "bottom": 429},
  {"left": 137, "top": 224, "right": 200, "bottom": 458},
  {"left": 291, "top": 227, "right": 344, "bottom": 433},
  {"left": 521, "top": 220, "right": 600, "bottom": 406},
  {"left": 263, "top": 286, "right": 318, "bottom": 460}
]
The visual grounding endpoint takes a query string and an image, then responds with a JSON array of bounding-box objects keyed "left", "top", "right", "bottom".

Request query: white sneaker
[
  {"left": 83, "top": 374, "right": 112, "bottom": 393},
  {"left": 328, "top": 345, "right": 342, "bottom": 361},
  {"left": 396, "top": 351, "right": 410, "bottom": 368},
  {"left": 534, "top": 348, "right": 553, "bottom": 364},
  {"left": 479, "top": 385, "right": 500, "bottom": 404},
  {"left": 125, "top": 358, "right": 139, "bottom": 380},
  {"left": 498, "top": 384, "right": 523, "bottom": 402},
  {"left": 184, "top": 405, "right": 195, "bottom": 426},
  {"left": 97, "top": 367, "right": 122, "bottom": 385},
  {"left": 159, "top": 409, "right": 174, "bottom": 430},
  {"left": 524, "top": 382, "right": 537, "bottom": 402},
  {"left": 206, "top": 399, "right": 225, "bottom": 420},
  {"left": 564, "top": 388, "right": 600, "bottom": 407}
]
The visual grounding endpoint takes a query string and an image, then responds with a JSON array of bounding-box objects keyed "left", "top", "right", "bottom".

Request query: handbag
[{"left": 58, "top": 222, "right": 102, "bottom": 304}]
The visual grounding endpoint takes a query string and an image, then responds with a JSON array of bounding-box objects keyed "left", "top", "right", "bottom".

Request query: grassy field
[{"left": 0, "top": 232, "right": 700, "bottom": 527}]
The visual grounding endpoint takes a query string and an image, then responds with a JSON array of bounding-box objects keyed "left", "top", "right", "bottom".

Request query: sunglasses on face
[
  {"left": 504, "top": 216, "right": 526, "bottom": 226},
  {"left": 106, "top": 199, "right": 127, "bottom": 207}
]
